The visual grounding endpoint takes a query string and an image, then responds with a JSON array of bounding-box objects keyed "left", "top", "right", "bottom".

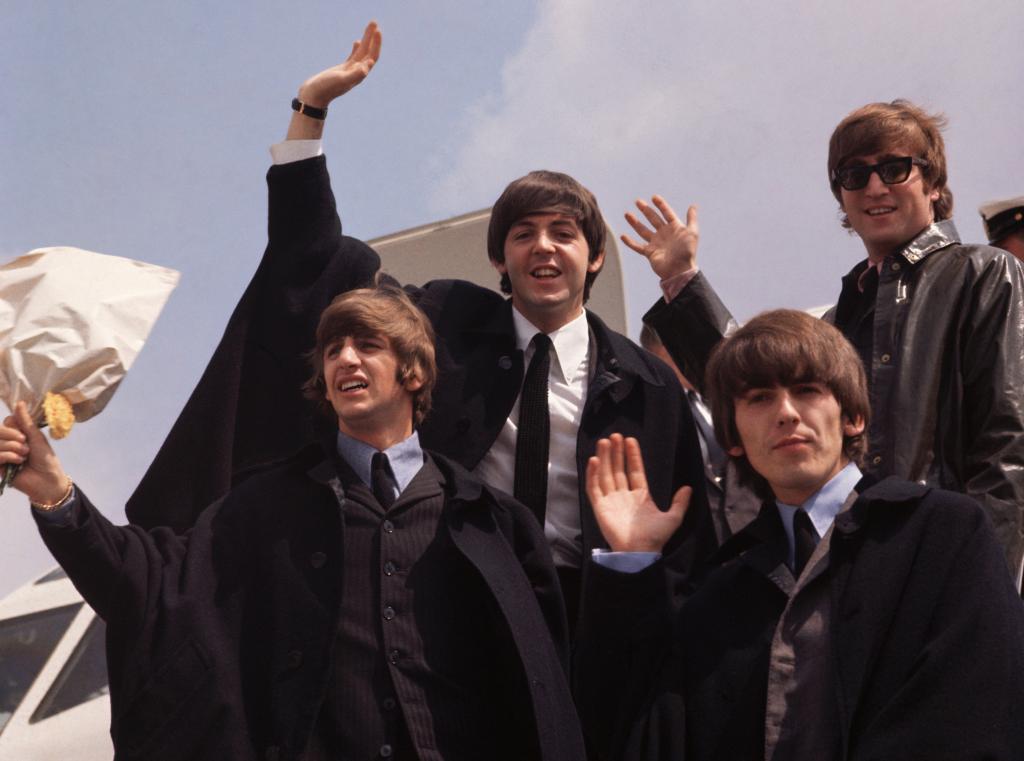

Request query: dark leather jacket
[{"left": 644, "top": 219, "right": 1024, "bottom": 580}]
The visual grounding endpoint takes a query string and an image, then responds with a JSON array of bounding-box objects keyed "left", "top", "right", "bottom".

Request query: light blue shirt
[
  {"left": 593, "top": 461, "right": 863, "bottom": 574},
  {"left": 775, "top": 461, "right": 862, "bottom": 570},
  {"left": 335, "top": 429, "right": 425, "bottom": 501}
]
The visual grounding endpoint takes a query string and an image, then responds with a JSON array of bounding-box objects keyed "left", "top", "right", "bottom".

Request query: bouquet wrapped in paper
[{"left": 0, "top": 246, "right": 180, "bottom": 489}]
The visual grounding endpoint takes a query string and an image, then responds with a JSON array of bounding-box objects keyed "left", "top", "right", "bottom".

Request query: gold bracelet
[{"left": 31, "top": 478, "right": 75, "bottom": 512}]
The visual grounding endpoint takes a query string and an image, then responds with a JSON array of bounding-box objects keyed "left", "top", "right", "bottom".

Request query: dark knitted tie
[
  {"left": 371, "top": 452, "right": 397, "bottom": 510},
  {"left": 514, "top": 334, "right": 552, "bottom": 524},
  {"left": 793, "top": 508, "right": 819, "bottom": 577}
]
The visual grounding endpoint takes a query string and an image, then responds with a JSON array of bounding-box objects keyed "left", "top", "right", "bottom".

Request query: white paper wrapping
[{"left": 0, "top": 247, "right": 180, "bottom": 423}]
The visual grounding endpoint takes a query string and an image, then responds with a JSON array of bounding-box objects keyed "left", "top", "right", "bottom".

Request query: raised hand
[
  {"left": 0, "top": 402, "right": 71, "bottom": 506},
  {"left": 297, "top": 21, "right": 383, "bottom": 108},
  {"left": 621, "top": 196, "right": 700, "bottom": 280},
  {"left": 586, "top": 433, "right": 691, "bottom": 553}
]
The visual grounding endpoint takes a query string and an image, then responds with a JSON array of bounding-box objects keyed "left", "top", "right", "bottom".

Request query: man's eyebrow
[
  {"left": 737, "top": 386, "right": 770, "bottom": 398},
  {"left": 846, "top": 152, "right": 909, "bottom": 164}
]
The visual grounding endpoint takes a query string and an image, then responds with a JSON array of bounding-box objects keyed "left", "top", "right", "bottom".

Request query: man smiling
[
  {"left": 126, "top": 21, "right": 710, "bottom": 627},
  {"left": 2, "top": 287, "right": 586, "bottom": 761},
  {"left": 575, "top": 310, "right": 1024, "bottom": 761},
  {"left": 633, "top": 99, "right": 1024, "bottom": 583}
]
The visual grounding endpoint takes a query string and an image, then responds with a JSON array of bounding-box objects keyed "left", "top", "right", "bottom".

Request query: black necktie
[
  {"left": 371, "top": 452, "right": 397, "bottom": 510},
  {"left": 514, "top": 334, "right": 552, "bottom": 523},
  {"left": 793, "top": 508, "right": 819, "bottom": 577}
]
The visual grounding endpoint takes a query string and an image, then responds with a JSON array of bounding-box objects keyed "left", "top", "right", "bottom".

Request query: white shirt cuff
[
  {"left": 269, "top": 139, "right": 323, "bottom": 165},
  {"left": 660, "top": 267, "right": 700, "bottom": 302},
  {"left": 591, "top": 548, "right": 661, "bottom": 573}
]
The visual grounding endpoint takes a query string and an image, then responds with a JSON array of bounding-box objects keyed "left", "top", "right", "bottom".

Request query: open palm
[{"left": 586, "top": 434, "right": 691, "bottom": 553}]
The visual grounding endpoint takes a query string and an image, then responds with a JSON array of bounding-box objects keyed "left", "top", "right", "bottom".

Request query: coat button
[
  {"left": 872, "top": 455, "right": 882, "bottom": 465},
  {"left": 382, "top": 520, "right": 395, "bottom": 533},
  {"left": 383, "top": 561, "right": 397, "bottom": 576},
  {"left": 383, "top": 605, "right": 396, "bottom": 621},
  {"left": 498, "top": 355, "right": 513, "bottom": 370},
  {"left": 309, "top": 551, "right": 327, "bottom": 569},
  {"left": 380, "top": 744, "right": 394, "bottom": 758},
  {"left": 880, "top": 353, "right": 891, "bottom": 363},
  {"left": 287, "top": 649, "right": 303, "bottom": 668},
  {"left": 382, "top": 697, "right": 397, "bottom": 710},
  {"left": 388, "top": 649, "right": 402, "bottom": 664},
  {"left": 456, "top": 417, "right": 471, "bottom": 433}
]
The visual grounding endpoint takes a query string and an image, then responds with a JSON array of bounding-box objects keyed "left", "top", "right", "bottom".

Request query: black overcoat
[
  {"left": 126, "top": 155, "right": 713, "bottom": 607},
  {"left": 644, "top": 220, "right": 1024, "bottom": 578},
  {"left": 38, "top": 448, "right": 586, "bottom": 761},
  {"left": 575, "top": 477, "right": 1024, "bottom": 761}
]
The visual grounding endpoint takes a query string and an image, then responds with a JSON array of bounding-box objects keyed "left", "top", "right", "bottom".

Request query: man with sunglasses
[{"left": 631, "top": 99, "right": 1024, "bottom": 585}]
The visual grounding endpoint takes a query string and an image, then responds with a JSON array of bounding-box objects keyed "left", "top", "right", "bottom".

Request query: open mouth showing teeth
[
  {"left": 340, "top": 381, "right": 368, "bottom": 392},
  {"left": 866, "top": 208, "right": 895, "bottom": 216},
  {"left": 531, "top": 268, "right": 560, "bottom": 278}
]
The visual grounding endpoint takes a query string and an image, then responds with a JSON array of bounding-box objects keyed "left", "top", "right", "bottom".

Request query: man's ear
[
  {"left": 491, "top": 258, "right": 508, "bottom": 276},
  {"left": 842, "top": 415, "right": 866, "bottom": 437},
  {"left": 402, "top": 371, "right": 424, "bottom": 392},
  {"left": 727, "top": 445, "right": 745, "bottom": 457},
  {"left": 587, "top": 248, "right": 606, "bottom": 273}
]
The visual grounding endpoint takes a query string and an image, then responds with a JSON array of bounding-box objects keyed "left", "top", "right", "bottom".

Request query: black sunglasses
[{"left": 832, "top": 156, "right": 930, "bottom": 191}]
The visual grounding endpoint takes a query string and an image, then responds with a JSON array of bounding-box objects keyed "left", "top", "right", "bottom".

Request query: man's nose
[
  {"left": 863, "top": 169, "right": 889, "bottom": 195},
  {"left": 533, "top": 232, "right": 557, "bottom": 253},
  {"left": 338, "top": 342, "right": 360, "bottom": 365},
  {"left": 775, "top": 392, "right": 799, "bottom": 424}
]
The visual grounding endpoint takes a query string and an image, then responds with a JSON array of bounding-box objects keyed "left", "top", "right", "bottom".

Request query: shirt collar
[
  {"left": 335, "top": 429, "right": 424, "bottom": 493},
  {"left": 775, "top": 460, "right": 863, "bottom": 564},
  {"left": 511, "top": 305, "right": 590, "bottom": 385}
]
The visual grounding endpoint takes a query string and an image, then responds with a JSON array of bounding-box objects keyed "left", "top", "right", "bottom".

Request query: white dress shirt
[
  {"left": 270, "top": 139, "right": 592, "bottom": 568},
  {"left": 472, "top": 307, "right": 591, "bottom": 569}
]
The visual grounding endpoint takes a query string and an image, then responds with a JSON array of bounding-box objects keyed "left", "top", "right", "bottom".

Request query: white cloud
[{"left": 430, "top": 0, "right": 1024, "bottom": 328}]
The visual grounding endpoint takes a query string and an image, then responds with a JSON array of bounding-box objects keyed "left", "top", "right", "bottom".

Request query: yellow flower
[{"left": 43, "top": 392, "right": 75, "bottom": 439}]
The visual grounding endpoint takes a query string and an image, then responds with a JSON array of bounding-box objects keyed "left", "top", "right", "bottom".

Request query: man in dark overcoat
[
  {"left": 623, "top": 100, "right": 1024, "bottom": 584},
  {"left": 125, "top": 21, "right": 711, "bottom": 627},
  {"left": 1, "top": 287, "right": 586, "bottom": 761},
  {"left": 574, "top": 309, "right": 1024, "bottom": 761}
]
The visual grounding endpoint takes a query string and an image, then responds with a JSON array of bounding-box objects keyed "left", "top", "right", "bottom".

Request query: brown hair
[
  {"left": 705, "top": 309, "right": 870, "bottom": 478},
  {"left": 487, "top": 170, "right": 607, "bottom": 302},
  {"left": 828, "top": 99, "right": 953, "bottom": 228},
  {"left": 304, "top": 286, "right": 437, "bottom": 426}
]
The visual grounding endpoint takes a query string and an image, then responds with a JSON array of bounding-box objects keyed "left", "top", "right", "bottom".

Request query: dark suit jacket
[
  {"left": 39, "top": 448, "right": 585, "bottom": 761},
  {"left": 127, "top": 155, "right": 713, "bottom": 609},
  {"left": 575, "top": 477, "right": 1024, "bottom": 761}
]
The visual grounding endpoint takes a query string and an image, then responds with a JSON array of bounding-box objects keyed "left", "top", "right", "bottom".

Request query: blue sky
[{"left": 2, "top": 0, "right": 1022, "bottom": 595}]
